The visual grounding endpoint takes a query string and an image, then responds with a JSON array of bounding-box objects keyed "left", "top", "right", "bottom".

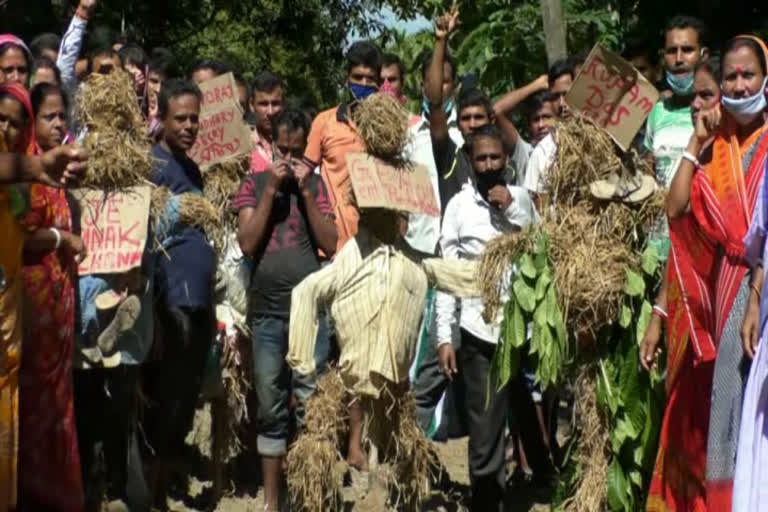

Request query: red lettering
[
  {"left": 585, "top": 85, "right": 605, "bottom": 110},
  {"left": 584, "top": 56, "right": 603, "bottom": 80},
  {"left": 105, "top": 196, "right": 122, "bottom": 224},
  {"left": 118, "top": 222, "right": 141, "bottom": 248},
  {"left": 104, "top": 225, "right": 116, "bottom": 251},
  {"left": 635, "top": 95, "right": 654, "bottom": 115},
  {"left": 607, "top": 105, "right": 631, "bottom": 126}
]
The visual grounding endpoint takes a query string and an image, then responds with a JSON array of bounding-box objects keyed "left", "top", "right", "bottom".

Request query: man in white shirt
[{"left": 436, "top": 124, "right": 537, "bottom": 511}]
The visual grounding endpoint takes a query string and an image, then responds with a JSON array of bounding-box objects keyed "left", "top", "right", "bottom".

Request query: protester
[
  {"left": 380, "top": 52, "right": 407, "bottom": 105},
  {"left": 88, "top": 46, "right": 122, "bottom": 75},
  {"left": 146, "top": 48, "right": 178, "bottom": 136},
  {"left": 188, "top": 58, "right": 231, "bottom": 84},
  {"left": 58, "top": 0, "right": 98, "bottom": 93},
  {"left": 248, "top": 71, "right": 284, "bottom": 173},
  {"left": 118, "top": 43, "right": 148, "bottom": 97},
  {"left": 233, "top": 72, "right": 249, "bottom": 116},
  {"left": 664, "top": 35, "right": 768, "bottom": 511},
  {"left": 0, "top": 35, "right": 31, "bottom": 87},
  {"left": 29, "top": 32, "right": 61, "bottom": 62},
  {"left": 233, "top": 108, "right": 336, "bottom": 512},
  {"left": 30, "top": 57, "right": 62, "bottom": 87},
  {"left": 642, "top": 59, "right": 721, "bottom": 511},
  {"left": 623, "top": 36, "right": 660, "bottom": 85},
  {"left": 547, "top": 58, "right": 576, "bottom": 120},
  {"left": 436, "top": 124, "right": 537, "bottom": 512}
]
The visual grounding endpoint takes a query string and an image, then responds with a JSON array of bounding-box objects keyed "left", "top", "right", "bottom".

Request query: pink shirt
[{"left": 250, "top": 126, "right": 273, "bottom": 173}]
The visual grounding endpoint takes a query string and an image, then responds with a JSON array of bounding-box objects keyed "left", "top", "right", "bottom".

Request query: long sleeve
[
  {"left": 287, "top": 261, "right": 339, "bottom": 376},
  {"left": 434, "top": 194, "right": 462, "bottom": 346},
  {"left": 422, "top": 258, "right": 478, "bottom": 297},
  {"left": 57, "top": 14, "right": 87, "bottom": 94}
]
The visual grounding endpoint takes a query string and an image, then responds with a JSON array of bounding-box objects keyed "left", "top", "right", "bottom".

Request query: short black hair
[
  {"left": 381, "top": 53, "right": 406, "bottom": 80},
  {"left": 457, "top": 87, "right": 493, "bottom": 118},
  {"left": 187, "top": 59, "right": 232, "bottom": 80},
  {"left": 29, "top": 33, "right": 60, "bottom": 59},
  {"left": 525, "top": 90, "right": 554, "bottom": 122},
  {"left": 420, "top": 50, "right": 458, "bottom": 81},
  {"left": 85, "top": 25, "right": 116, "bottom": 54},
  {"left": 233, "top": 72, "right": 249, "bottom": 94},
  {"left": 148, "top": 48, "right": 178, "bottom": 79},
  {"left": 623, "top": 35, "right": 655, "bottom": 63},
  {"left": 286, "top": 95, "right": 318, "bottom": 122},
  {"left": 30, "top": 82, "right": 68, "bottom": 117},
  {"left": 695, "top": 58, "right": 722, "bottom": 83},
  {"left": 158, "top": 79, "right": 202, "bottom": 119},
  {"left": 272, "top": 107, "right": 310, "bottom": 139},
  {"left": 31, "top": 57, "right": 62, "bottom": 86},
  {"left": 87, "top": 45, "right": 121, "bottom": 73},
  {"left": 664, "top": 16, "right": 708, "bottom": 47},
  {"left": 118, "top": 43, "right": 147, "bottom": 69},
  {"left": 722, "top": 36, "right": 767, "bottom": 76},
  {"left": 251, "top": 71, "right": 283, "bottom": 94},
  {"left": 548, "top": 58, "right": 576, "bottom": 86},
  {"left": 467, "top": 124, "right": 504, "bottom": 153},
  {"left": 345, "top": 41, "right": 382, "bottom": 76}
]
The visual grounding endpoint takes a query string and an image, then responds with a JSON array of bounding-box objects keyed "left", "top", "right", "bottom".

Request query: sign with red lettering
[
  {"left": 73, "top": 186, "right": 151, "bottom": 275},
  {"left": 565, "top": 44, "right": 660, "bottom": 150},
  {"left": 189, "top": 73, "right": 252, "bottom": 169},
  {"left": 346, "top": 152, "right": 439, "bottom": 216}
]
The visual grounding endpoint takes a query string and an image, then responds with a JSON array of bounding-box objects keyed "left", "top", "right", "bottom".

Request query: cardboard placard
[
  {"left": 346, "top": 153, "right": 439, "bottom": 216},
  {"left": 189, "top": 72, "right": 252, "bottom": 168},
  {"left": 74, "top": 186, "right": 151, "bottom": 275},
  {"left": 565, "top": 44, "right": 660, "bottom": 150}
]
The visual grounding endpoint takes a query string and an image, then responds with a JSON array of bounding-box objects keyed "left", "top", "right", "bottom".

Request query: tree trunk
[{"left": 540, "top": 0, "right": 568, "bottom": 66}]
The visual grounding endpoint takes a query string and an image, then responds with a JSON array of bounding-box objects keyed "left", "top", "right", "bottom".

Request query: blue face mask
[
  {"left": 721, "top": 77, "right": 768, "bottom": 126},
  {"left": 421, "top": 98, "right": 454, "bottom": 116},
  {"left": 349, "top": 83, "right": 378, "bottom": 101},
  {"left": 665, "top": 70, "right": 695, "bottom": 96}
]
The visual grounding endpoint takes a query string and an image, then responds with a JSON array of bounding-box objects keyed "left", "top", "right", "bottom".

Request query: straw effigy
[
  {"left": 74, "top": 70, "right": 153, "bottom": 189},
  {"left": 149, "top": 186, "right": 224, "bottom": 250},
  {"left": 200, "top": 154, "right": 249, "bottom": 247},
  {"left": 352, "top": 93, "right": 411, "bottom": 163}
]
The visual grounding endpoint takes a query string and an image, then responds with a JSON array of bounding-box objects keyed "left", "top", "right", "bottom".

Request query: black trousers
[
  {"left": 145, "top": 305, "right": 215, "bottom": 461},
  {"left": 461, "top": 330, "right": 509, "bottom": 512},
  {"left": 74, "top": 366, "right": 149, "bottom": 511}
]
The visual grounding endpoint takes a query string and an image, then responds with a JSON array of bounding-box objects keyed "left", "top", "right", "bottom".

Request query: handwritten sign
[
  {"left": 565, "top": 44, "right": 660, "bottom": 150},
  {"left": 346, "top": 153, "right": 439, "bottom": 216},
  {"left": 189, "top": 72, "right": 252, "bottom": 169},
  {"left": 73, "top": 186, "right": 151, "bottom": 275}
]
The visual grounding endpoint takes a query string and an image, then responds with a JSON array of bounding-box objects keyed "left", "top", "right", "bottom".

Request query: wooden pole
[{"left": 540, "top": 0, "right": 568, "bottom": 66}]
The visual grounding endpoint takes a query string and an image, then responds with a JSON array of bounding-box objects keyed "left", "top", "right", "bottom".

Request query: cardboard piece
[
  {"left": 345, "top": 152, "right": 439, "bottom": 216},
  {"left": 565, "top": 44, "right": 660, "bottom": 150},
  {"left": 73, "top": 186, "right": 151, "bottom": 275},
  {"left": 189, "top": 72, "right": 252, "bottom": 169}
]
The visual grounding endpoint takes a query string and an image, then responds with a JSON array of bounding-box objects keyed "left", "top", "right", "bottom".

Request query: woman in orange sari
[{"left": 648, "top": 36, "right": 768, "bottom": 511}]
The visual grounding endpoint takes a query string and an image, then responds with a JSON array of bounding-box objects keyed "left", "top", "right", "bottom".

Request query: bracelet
[
  {"left": 682, "top": 151, "right": 700, "bottom": 168},
  {"left": 652, "top": 304, "right": 668, "bottom": 320},
  {"left": 751, "top": 283, "right": 762, "bottom": 301},
  {"left": 50, "top": 227, "right": 61, "bottom": 249}
]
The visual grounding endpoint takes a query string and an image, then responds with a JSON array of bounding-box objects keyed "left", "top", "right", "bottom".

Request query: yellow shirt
[{"left": 288, "top": 228, "right": 479, "bottom": 397}]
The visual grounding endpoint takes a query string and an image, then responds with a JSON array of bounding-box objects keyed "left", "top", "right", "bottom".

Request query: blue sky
[{"left": 380, "top": 6, "right": 430, "bottom": 34}]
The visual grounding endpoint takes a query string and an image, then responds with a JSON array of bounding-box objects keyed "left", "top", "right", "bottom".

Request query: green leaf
[
  {"left": 628, "top": 469, "right": 643, "bottom": 488},
  {"left": 619, "top": 304, "right": 632, "bottom": 329},
  {"left": 599, "top": 360, "right": 619, "bottom": 415},
  {"left": 619, "top": 345, "right": 641, "bottom": 407},
  {"left": 636, "top": 301, "right": 653, "bottom": 347},
  {"left": 641, "top": 246, "right": 660, "bottom": 276},
  {"left": 546, "top": 286, "right": 560, "bottom": 328},
  {"left": 510, "top": 300, "right": 527, "bottom": 348},
  {"left": 606, "top": 459, "right": 630, "bottom": 511},
  {"left": 519, "top": 253, "right": 537, "bottom": 280},
  {"left": 534, "top": 301, "right": 548, "bottom": 327},
  {"left": 535, "top": 270, "right": 552, "bottom": 301},
  {"left": 513, "top": 278, "right": 537, "bottom": 313},
  {"left": 625, "top": 268, "right": 646, "bottom": 297}
]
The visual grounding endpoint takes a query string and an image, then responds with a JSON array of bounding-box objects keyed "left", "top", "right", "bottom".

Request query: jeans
[{"left": 250, "top": 314, "right": 330, "bottom": 457}]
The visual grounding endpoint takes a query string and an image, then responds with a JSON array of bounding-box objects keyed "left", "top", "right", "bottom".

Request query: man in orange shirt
[{"left": 304, "top": 40, "right": 382, "bottom": 254}]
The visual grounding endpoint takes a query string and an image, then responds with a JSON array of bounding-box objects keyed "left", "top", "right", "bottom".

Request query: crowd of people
[{"left": 3, "top": 0, "right": 768, "bottom": 511}]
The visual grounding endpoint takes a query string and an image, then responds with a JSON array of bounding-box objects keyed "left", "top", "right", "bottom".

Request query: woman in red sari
[
  {"left": 15, "top": 82, "right": 86, "bottom": 510},
  {"left": 645, "top": 36, "right": 768, "bottom": 511}
]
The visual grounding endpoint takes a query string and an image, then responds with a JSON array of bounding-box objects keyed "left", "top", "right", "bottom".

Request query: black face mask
[{"left": 476, "top": 168, "right": 506, "bottom": 198}]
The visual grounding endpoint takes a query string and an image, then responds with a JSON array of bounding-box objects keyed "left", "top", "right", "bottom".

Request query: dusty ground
[{"left": 162, "top": 406, "right": 553, "bottom": 512}]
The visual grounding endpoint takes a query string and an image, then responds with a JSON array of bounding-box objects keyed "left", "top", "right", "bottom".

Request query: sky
[{"left": 380, "top": 6, "right": 430, "bottom": 34}]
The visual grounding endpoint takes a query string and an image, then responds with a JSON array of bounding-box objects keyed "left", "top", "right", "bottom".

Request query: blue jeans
[{"left": 250, "top": 314, "right": 330, "bottom": 457}]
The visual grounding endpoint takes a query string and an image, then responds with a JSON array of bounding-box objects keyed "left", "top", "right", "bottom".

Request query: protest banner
[
  {"left": 189, "top": 72, "right": 252, "bottom": 168},
  {"left": 565, "top": 44, "right": 660, "bottom": 150},
  {"left": 73, "top": 186, "right": 151, "bottom": 275},
  {"left": 346, "top": 152, "right": 439, "bottom": 216}
]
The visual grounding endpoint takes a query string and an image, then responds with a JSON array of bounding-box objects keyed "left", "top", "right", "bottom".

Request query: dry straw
[
  {"left": 149, "top": 186, "right": 224, "bottom": 250},
  {"left": 201, "top": 154, "right": 249, "bottom": 236},
  {"left": 352, "top": 93, "right": 411, "bottom": 162},
  {"left": 74, "top": 70, "right": 153, "bottom": 189}
]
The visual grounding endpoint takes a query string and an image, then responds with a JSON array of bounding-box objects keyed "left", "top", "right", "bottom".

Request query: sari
[
  {"left": 659, "top": 108, "right": 768, "bottom": 512},
  {"left": 732, "top": 146, "right": 768, "bottom": 511}
]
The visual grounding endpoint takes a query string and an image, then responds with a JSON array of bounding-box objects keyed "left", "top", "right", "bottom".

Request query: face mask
[
  {"left": 349, "top": 83, "right": 377, "bottom": 101},
  {"left": 421, "top": 98, "right": 454, "bottom": 116},
  {"left": 721, "top": 77, "right": 768, "bottom": 126},
  {"left": 476, "top": 168, "right": 505, "bottom": 198},
  {"left": 665, "top": 70, "right": 695, "bottom": 96}
]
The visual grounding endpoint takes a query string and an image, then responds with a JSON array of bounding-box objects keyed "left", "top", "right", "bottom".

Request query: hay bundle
[
  {"left": 149, "top": 186, "right": 224, "bottom": 250},
  {"left": 478, "top": 230, "right": 535, "bottom": 323},
  {"left": 75, "top": 71, "right": 153, "bottom": 189},
  {"left": 352, "top": 93, "right": 410, "bottom": 161},
  {"left": 286, "top": 370, "right": 348, "bottom": 511},
  {"left": 201, "top": 155, "right": 249, "bottom": 241}
]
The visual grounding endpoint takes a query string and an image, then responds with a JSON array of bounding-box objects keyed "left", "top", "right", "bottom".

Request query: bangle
[
  {"left": 652, "top": 304, "right": 668, "bottom": 320},
  {"left": 751, "top": 283, "right": 762, "bottom": 301},
  {"left": 50, "top": 227, "right": 61, "bottom": 249},
  {"left": 682, "top": 151, "right": 700, "bottom": 168}
]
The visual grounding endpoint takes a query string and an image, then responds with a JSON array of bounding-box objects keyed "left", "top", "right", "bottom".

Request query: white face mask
[{"left": 721, "top": 77, "right": 768, "bottom": 125}]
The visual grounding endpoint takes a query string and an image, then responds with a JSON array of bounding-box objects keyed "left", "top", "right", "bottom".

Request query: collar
[
  {"left": 337, "top": 102, "right": 352, "bottom": 123},
  {"left": 415, "top": 108, "right": 459, "bottom": 132}
]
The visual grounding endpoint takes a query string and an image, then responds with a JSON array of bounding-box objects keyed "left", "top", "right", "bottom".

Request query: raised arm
[
  {"left": 235, "top": 162, "right": 290, "bottom": 257},
  {"left": 493, "top": 75, "right": 549, "bottom": 148},
  {"left": 0, "top": 146, "right": 87, "bottom": 186},
  {"left": 58, "top": 0, "right": 96, "bottom": 92},
  {"left": 427, "top": 6, "right": 459, "bottom": 148}
]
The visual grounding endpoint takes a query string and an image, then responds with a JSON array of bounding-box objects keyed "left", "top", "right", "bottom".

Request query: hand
[
  {"left": 639, "top": 315, "right": 663, "bottom": 371},
  {"left": 438, "top": 344, "right": 458, "bottom": 381},
  {"left": 694, "top": 105, "right": 721, "bottom": 145},
  {"left": 39, "top": 145, "right": 88, "bottom": 188},
  {"left": 63, "top": 232, "right": 87, "bottom": 263},
  {"left": 487, "top": 185, "right": 512, "bottom": 210},
  {"left": 435, "top": 1, "right": 460, "bottom": 40},
  {"left": 742, "top": 289, "right": 761, "bottom": 359},
  {"left": 266, "top": 160, "right": 291, "bottom": 192},
  {"left": 292, "top": 158, "right": 313, "bottom": 193},
  {"left": 533, "top": 74, "right": 549, "bottom": 91}
]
